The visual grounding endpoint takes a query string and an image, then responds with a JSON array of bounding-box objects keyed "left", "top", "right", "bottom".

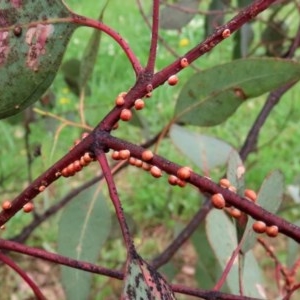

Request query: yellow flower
[
  {"left": 179, "top": 38, "right": 190, "bottom": 47},
  {"left": 59, "top": 97, "right": 71, "bottom": 105}
]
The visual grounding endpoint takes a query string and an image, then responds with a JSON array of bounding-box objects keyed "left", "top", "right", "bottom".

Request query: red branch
[
  {"left": 0, "top": 252, "right": 46, "bottom": 300},
  {"left": 94, "top": 131, "right": 300, "bottom": 243}
]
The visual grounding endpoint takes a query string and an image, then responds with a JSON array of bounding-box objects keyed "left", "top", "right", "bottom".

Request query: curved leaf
[
  {"left": 174, "top": 58, "right": 300, "bottom": 126},
  {"left": 58, "top": 185, "right": 111, "bottom": 300},
  {"left": 170, "top": 124, "right": 234, "bottom": 172},
  {"left": 159, "top": 0, "right": 199, "bottom": 30},
  {"left": 0, "top": 0, "right": 77, "bottom": 119}
]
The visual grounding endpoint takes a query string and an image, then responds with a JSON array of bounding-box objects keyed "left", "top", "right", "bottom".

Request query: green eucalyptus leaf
[
  {"left": 0, "top": 0, "right": 77, "bottom": 119},
  {"left": 159, "top": 0, "right": 199, "bottom": 30},
  {"left": 58, "top": 185, "right": 111, "bottom": 300},
  {"left": 170, "top": 124, "right": 235, "bottom": 172},
  {"left": 174, "top": 58, "right": 300, "bottom": 126}
]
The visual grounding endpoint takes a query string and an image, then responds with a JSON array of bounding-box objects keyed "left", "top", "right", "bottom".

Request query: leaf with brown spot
[
  {"left": 0, "top": 0, "right": 77, "bottom": 119},
  {"left": 174, "top": 58, "right": 300, "bottom": 126}
]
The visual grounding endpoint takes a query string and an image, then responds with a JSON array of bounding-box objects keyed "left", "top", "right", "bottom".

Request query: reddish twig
[
  {"left": 0, "top": 251, "right": 46, "bottom": 300},
  {"left": 0, "top": 239, "right": 123, "bottom": 280},
  {"left": 145, "top": 0, "right": 160, "bottom": 74},
  {"left": 95, "top": 130, "right": 300, "bottom": 243},
  {"left": 95, "top": 149, "right": 134, "bottom": 252},
  {"left": 71, "top": 15, "right": 143, "bottom": 76}
]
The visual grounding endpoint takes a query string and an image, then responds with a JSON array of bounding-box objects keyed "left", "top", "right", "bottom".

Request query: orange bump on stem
[
  {"left": 135, "top": 159, "right": 143, "bottom": 168},
  {"left": 168, "top": 175, "right": 178, "bottom": 186},
  {"left": 38, "top": 185, "right": 46, "bottom": 192},
  {"left": 266, "top": 225, "right": 279, "bottom": 238},
  {"left": 2, "top": 201, "right": 12, "bottom": 210},
  {"left": 111, "top": 151, "right": 120, "bottom": 160},
  {"left": 142, "top": 150, "right": 154, "bottom": 161},
  {"left": 252, "top": 221, "right": 267, "bottom": 234},
  {"left": 73, "top": 160, "right": 83, "bottom": 172},
  {"left": 142, "top": 162, "right": 151, "bottom": 171},
  {"left": 83, "top": 152, "right": 94, "bottom": 163},
  {"left": 222, "top": 28, "right": 231, "bottom": 38},
  {"left": 177, "top": 167, "right": 191, "bottom": 180},
  {"left": 229, "top": 208, "right": 242, "bottom": 219},
  {"left": 61, "top": 168, "right": 69, "bottom": 177},
  {"left": 211, "top": 193, "right": 226, "bottom": 209},
  {"left": 228, "top": 185, "right": 237, "bottom": 193},
  {"left": 134, "top": 99, "right": 145, "bottom": 110},
  {"left": 168, "top": 75, "right": 179, "bottom": 86},
  {"left": 119, "top": 149, "right": 130, "bottom": 160},
  {"left": 0, "top": 225, "right": 5, "bottom": 230},
  {"left": 180, "top": 57, "right": 189, "bottom": 68},
  {"left": 115, "top": 95, "right": 125, "bottom": 106},
  {"left": 177, "top": 179, "right": 187, "bottom": 188},
  {"left": 128, "top": 157, "right": 136, "bottom": 165},
  {"left": 219, "top": 178, "right": 231, "bottom": 188},
  {"left": 120, "top": 109, "right": 132, "bottom": 121},
  {"left": 150, "top": 166, "right": 162, "bottom": 178},
  {"left": 23, "top": 202, "right": 34, "bottom": 213},
  {"left": 244, "top": 189, "right": 257, "bottom": 202}
]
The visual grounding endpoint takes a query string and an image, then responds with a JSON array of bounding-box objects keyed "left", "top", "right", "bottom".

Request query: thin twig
[{"left": 0, "top": 252, "right": 47, "bottom": 300}]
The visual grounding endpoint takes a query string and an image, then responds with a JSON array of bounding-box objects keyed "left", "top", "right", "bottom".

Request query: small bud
[
  {"left": 219, "top": 178, "right": 231, "bottom": 189},
  {"left": 142, "top": 150, "right": 154, "bottom": 161},
  {"left": 73, "top": 139, "right": 81, "bottom": 146},
  {"left": 67, "top": 163, "right": 76, "bottom": 176},
  {"left": 55, "top": 172, "right": 61, "bottom": 177},
  {"left": 73, "top": 160, "right": 83, "bottom": 172},
  {"left": 128, "top": 157, "right": 137, "bottom": 165},
  {"left": 83, "top": 152, "right": 94, "bottom": 163},
  {"left": 23, "top": 202, "right": 34, "bottom": 213},
  {"left": 252, "top": 221, "right": 266, "bottom": 234},
  {"left": 2, "top": 201, "right": 12, "bottom": 210},
  {"left": 228, "top": 185, "right": 237, "bottom": 193},
  {"left": 168, "top": 75, "right": 179, "bottom": 86},
  {"left": 142, "top": 162, "right": 151, "bottom": 171},
  {"left": 177, "top": 167, "right": 191, "bottom": 180},
  {"left": 180, "top": 57, "right": 189, "bottom": 68},
  {"left": 111, "top": 151, "right": 120, "bottom": 160},
  {"left": 80, "top": 156, "right": 88, "bottom": 166},
  {"left": 168, "top": 175, "right": 178, "bottom": 186},
  {"left": 61, "top": 168, "right": 69, "bottom": 177},
  {"left": 120, "top": 109, "right": 132, "bottom": 121},
  {"left": 146, "top": 92, "right": 152, "bottom": 98},
  {"left": 135, "top": 159, "right": 143, "bottom": 168},
  {"left": 244, "top": 189, "right": 257, "bottom": 202},
  {"left": 112, "top": 122, "right": 119, "bottom": 130},
  {"left": 146, "top": 84, "right": 153, "bottom": 92},
  {"left": 134, "top": 99, "right": 145, "bottom": 110},
  {"left": 211, "top": 193, "right": 226, "bottom": 209},
  {"left": 39, "top": 185, "right": 46, "bottom": 192},
  {"left": 150, "top": 166, "right": 162, "bottom": 178},
  {"left": 177, "top": 179, "right": 187, "bottom": 188},
  {"left": 0, "top": 225, "right": 5, "bottom": 230},
  {"left": 81, "top": 132, "right": 89, "bottom": 139},
  {"left": 119, "top": 149, "right": 130, "bottom": 160},
  {"left": 266, "top": 225, "right": 279, "bottom": 238},
  {"left": 222, "top": 28, "right": 231, "bottom": 38},
  {"left": 115, "top": 95, "right": 125, "bottom": 106},
  {"left": 229, "top": 208, "right": 242, "bottom": 219}
]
